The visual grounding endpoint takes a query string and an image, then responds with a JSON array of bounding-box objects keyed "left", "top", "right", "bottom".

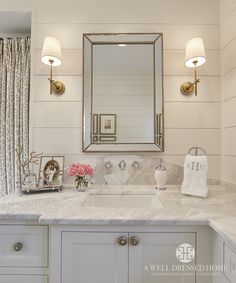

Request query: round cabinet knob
[
  {"left": 13, "top": 242, "right": 23, "bottom": 252},
  {"left": 130, "top": 236, "right": 139, "bottom": 246},
  {"left": 117, "top": 236, "right": 128, "bottom": 246}
]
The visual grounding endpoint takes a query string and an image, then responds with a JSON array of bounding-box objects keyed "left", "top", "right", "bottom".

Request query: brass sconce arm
[
  {"left": 48, "top": 60, "right": 65, "bottom": 95},
  {"left": 48, "top": 77, "right": 65, "bottom": 95},
  {"left": 180, "top": 65, "right": 200, "bottom": 96}
]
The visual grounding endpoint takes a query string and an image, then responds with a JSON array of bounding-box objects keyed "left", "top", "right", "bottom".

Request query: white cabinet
[
  {"left": 129, "top": 232, "right": 195, "bottom": 283},
  {"left": 223, "top": 243, "right": 236, "bottom": 282},
  {"left": 61, "top": 231, "right": 195, "bottom": 283},
  {"left": 0, "top": 224, "right": 48, "bottom": 283},
  {"left": 212, "top": 231, "right": 234, "bottom": 283},
  {"left": 0, "top": 225, "right": 48, "bottom": 267},
  {"left": 62, "top": 232, "right": 128, "bottom": 283}
]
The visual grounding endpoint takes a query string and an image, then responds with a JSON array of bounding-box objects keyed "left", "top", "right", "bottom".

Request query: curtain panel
[{"left": 0, "top": 37, "right": 31, "bottom": 196}]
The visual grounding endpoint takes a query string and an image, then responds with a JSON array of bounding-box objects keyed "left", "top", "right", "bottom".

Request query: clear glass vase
[
  {"left": 21, "top": 170, "right": 37, "bottom": 192},
  {"left": 75, "top": 176, "right": 89, "bottom": 192}
]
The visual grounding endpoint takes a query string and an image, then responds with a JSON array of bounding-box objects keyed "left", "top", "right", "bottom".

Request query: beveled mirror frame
[{"left": 82, "top": 33, "right": 164, "bottom": 152}]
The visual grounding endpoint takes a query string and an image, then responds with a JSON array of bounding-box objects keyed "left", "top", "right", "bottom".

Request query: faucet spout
[{"left": 119, "top": 160, "right": 126, "bottom": 170}]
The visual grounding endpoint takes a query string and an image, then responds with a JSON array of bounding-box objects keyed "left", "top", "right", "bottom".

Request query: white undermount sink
[{"left": 82, "top": 194, "right": 155, "bottom": 208}]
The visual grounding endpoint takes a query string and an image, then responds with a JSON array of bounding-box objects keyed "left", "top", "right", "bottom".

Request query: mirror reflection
[{"left": 83, "top": 33, "right": 164, "bottom": 152}]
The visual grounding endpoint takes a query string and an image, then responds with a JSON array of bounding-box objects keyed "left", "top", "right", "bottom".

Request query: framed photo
[
  {"left": 99, "top": 136, "right": 116, "bottom": 142},
  {"left": 38, "top": 156, "right": 64, "bottom": 190},
  {"left": 93, "top": 114, "right": 98, "bottom": 135},
  {"left": 99, "top": 114, "right": 116, "bottom": 135}
]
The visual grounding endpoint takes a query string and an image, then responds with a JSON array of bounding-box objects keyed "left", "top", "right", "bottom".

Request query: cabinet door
[
  {"left": 62, "top": 232, "right": 128, "bottom": 283},
  {"left": 129, "top": 232, "right": 196, "bottom": 283}
]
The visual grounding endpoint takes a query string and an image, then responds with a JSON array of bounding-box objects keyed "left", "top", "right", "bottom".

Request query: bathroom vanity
[{"left": 0, "top": 185, "right": 235, "bottom": 283}]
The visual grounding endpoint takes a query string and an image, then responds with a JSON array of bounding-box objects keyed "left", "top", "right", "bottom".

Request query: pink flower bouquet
[{"left": 68, "top": 163, "right": 95, "bottom": 191}]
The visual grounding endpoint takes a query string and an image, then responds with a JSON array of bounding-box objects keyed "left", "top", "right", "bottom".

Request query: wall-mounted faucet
[{"left": 119, "top": 160, "right": 126, "bottom": 170}]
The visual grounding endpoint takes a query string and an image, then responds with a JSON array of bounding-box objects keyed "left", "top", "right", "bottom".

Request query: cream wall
[
  {"left": 0, "top": 0, "right": 221, "bottom": 183},
  {"left": 221, "top": 0, "right": 236, "bottom": 184}
]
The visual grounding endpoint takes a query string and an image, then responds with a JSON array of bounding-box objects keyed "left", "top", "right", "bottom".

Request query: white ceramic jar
[{"left": 154, "top": 159, "right": 167, "bottom": 193}]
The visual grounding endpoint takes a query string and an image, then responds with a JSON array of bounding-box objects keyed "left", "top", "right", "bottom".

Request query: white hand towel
[{"left": 181, "top": 154, "right": 208, "bottom": 198}]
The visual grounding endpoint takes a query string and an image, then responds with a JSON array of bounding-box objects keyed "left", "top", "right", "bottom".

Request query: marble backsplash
[{"left": 64, "top": 155, "right": 220, "bottom": 186}]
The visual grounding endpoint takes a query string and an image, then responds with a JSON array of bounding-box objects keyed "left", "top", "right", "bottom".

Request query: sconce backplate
[
  {"left": 52, "top": 80, "right": 65, "bottom": 95},
  {"left": 180, "top": 81, "right": 194, "bottom": 95}
]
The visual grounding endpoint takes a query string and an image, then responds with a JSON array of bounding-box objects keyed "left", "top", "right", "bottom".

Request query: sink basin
[{"left": 82, "top": 194, "right": 154, "bottom": 208}]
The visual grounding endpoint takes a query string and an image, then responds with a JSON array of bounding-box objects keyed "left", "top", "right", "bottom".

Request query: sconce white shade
[
  {"left": 41, "top": 36, "right": 62, "bottom": 66},
  {"left": 185, "top": 37, "right": 206, "bottom": 68}
]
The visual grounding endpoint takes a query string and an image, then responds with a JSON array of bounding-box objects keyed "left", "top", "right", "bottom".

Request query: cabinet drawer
[
  {"left": 0, "top": 275, "right": 47, "bottom": 283},
  {"left": 224, "top": 243, "right": 236, "bottom": 282},
  {"left": 0, "top": 225, "right": 48, "bottom": 267}
]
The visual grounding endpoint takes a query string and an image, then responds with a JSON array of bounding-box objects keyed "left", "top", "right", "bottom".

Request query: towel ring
[{"left": 188, "top": 146, "right": 207, "bottom": 156}]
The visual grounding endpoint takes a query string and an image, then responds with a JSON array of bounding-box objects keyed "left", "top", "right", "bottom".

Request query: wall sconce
[
  {"left": 41, "top": 36, "right": 65, "bottom": 95},
  {"left": 180, "top": 37, "right": 206, "bottom": 96}
]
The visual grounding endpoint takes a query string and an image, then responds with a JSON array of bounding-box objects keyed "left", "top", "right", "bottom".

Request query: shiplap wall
[
  {"left": 221, "top": 0, "right": 236, "bottom": 184},
  {"left": 0, "top": 0, "right": 220, "bottom": 183}
]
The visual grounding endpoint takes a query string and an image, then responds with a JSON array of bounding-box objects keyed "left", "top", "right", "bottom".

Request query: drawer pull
[
  {"left": 13, "top": 242, "right": 23, "bottom": 252},
  {"left": 117, "top": 236, "right": 128, "bottom": 246},
  {"left": 130, "top": 236, "right": 139, "bottom": 246}
]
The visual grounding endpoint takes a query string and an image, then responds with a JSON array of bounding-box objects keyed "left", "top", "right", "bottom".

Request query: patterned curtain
[{"left": 0, "top": 37, "right": 31, "bottom": 196}]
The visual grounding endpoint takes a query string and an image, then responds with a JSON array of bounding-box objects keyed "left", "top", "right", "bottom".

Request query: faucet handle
[{"left": 132, "top": 161, "right": 140, "bottom": 169}]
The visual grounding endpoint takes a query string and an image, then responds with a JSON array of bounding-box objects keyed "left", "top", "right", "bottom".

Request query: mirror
[{"left": 83, "top": 33, "right": 164, "bottom": 152}]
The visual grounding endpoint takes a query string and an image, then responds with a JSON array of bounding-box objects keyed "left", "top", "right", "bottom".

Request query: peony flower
[
  {"left": 67, "top": 163, "right": 94, "bottom": 177},
  {"left": 76, "top": 165, "right": 86, "bottom": 177},
  {"left": 84, "top": 164, "right": 94, "bottom": 176},
  {"left": 68, "top": 163, "right": 79, "bottom": 176}
]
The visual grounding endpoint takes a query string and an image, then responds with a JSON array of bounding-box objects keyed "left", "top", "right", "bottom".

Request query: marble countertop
[{"left": 0, "top": 185, "right": 236, "bottom": 250}]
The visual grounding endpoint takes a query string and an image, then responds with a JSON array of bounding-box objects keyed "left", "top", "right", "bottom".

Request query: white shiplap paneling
[
  {"left": 32, "top": 0, "right": 219, "bottom": 25},
  {"left": 0, "top": 0, "right": 221, "bottom": 182},
  {"left": 221, "top": 0, "right": 236, "bottom": 184},
  {"left": 35, "top": 23, "right": 220, "bottom": 50},
  {"left": 34, "top": 128, "right": 82, "bottom": 155},
  {"left": 165, "top": 102, "right": 220, "bottom": 129},
  {"left": 33, "top": 76, "right": 82, "bottom": 102},
  {"left": 221, "top": 67, "right": 236, "bottom": 101},
  {"left": 34, "top": 102, "right": 82, "bottom": 128},
  {"left": 222, "top": 37, "right": 236, "bottom": 75},
  {"left": 165, "top": 129, "right": 220, "bottom": 155},
  {"left": 222, "top": 97, "right": 236, "bottom": 128},
  {"left": 222, "top": 155, "right": 236, "bottom": 183},
  {"left": 164, "top": 76, "right": 220, "bottom": 102},
  {"left": 222, "top": 127, "right": 236, "bottom": 156}
]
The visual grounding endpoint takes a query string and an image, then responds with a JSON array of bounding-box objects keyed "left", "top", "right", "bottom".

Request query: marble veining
[
  {"left": 0, "top": 185, "right": 235, "bottom": 250},
  {"left": 65, "top": 155, "right": 220, "bottom": 186}
]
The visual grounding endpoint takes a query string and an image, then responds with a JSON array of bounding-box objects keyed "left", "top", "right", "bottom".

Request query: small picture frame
[
  {"left": 99, "top": 114, "right": 116, "bottom": 135},
  {"left": 38, "top": 156, "right": 64, "bottom": 190},
  {"left": 93, "top": 114, "right": 98, "bottom": 135}
]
